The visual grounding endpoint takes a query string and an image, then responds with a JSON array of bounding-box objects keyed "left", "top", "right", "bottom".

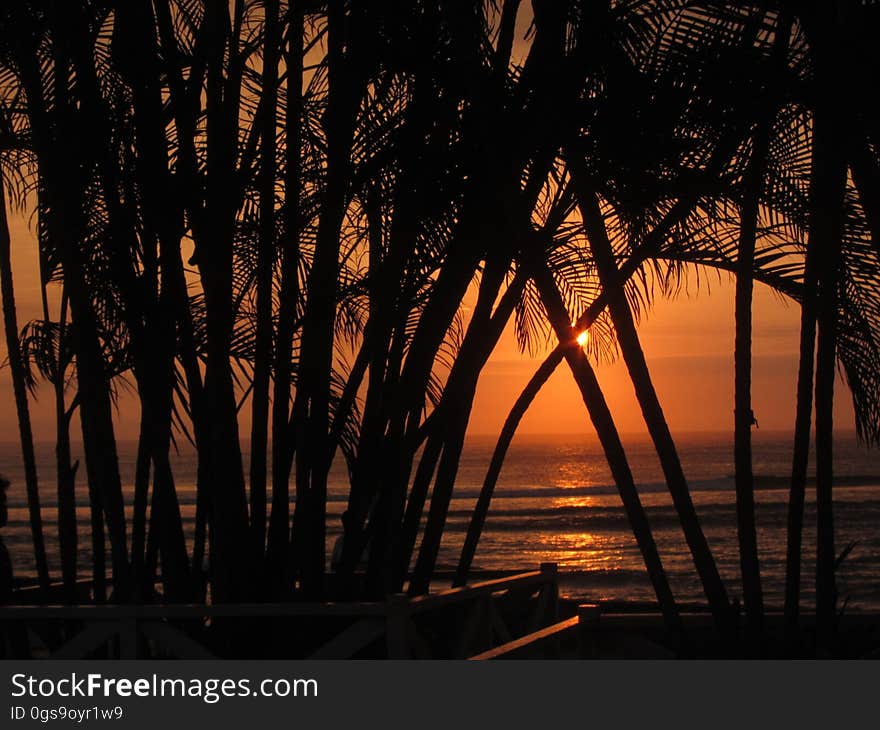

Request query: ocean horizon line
[{"left": 0, "top": 427, "right": 865, "bottom": 450}]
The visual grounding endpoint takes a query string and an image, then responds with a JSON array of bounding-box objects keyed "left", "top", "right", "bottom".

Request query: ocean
[{"left": 1, "top": 430, "right": 878, "bottom": 611}]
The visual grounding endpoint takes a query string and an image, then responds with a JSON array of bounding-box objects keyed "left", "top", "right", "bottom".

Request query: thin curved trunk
[
  {"left": 149, "top": 447, "right": 191, "bottom": 601},
  {"left": 267, "top": 4, "right": 304, "bottom": 589},
  {"left": 406, "top": 408, "right": 470, "bottom": 596},
  {"left": 131, "top": 409, "right": 152, "bottom": 594},
  {"left": 93, "top": 0, "right": 196, "bottom": 602},
  {"left": 530, "top": 255, "right": 681, "bottom": 634},
  {"left": 12, "top": 11, "right": 130, "bottom": 597},
  {"left": 405, "top": 260, "right": 519, "bottom": 595},
  {"left": 578, "top": 188, "right": 733, "bottom": 637},
  {"left": 785, "top": 5, "right": 849, "bottom": 644},
  {"left": 733, "top": 140, "right": 768, "bottom": 641},
  {"left": 814, "top": 282, "right": 840, "bottom": 645},
  {"left": 453, "top": 175, "right": 733, "bottom": 586},
  {"left": 783, "top": 245, "right": 817, "bottom": 634},
  {"left": 397, "top": 429, "right": 444, "bottom": 587},
  {"left": 249, "top": 0, "right": 281, "bottom": 565},
  {"left": 291, "top": 0, "right": 365, "bottom": 597},
  {"left": 145, "top": 0, "right": 209, "bottom": 599},
  {"left": 85, "top": 475, "right": 106, "bottom": 603},
  {"left": 365, "top": 1, "right": 562, "bottom": 592},
  {"left": 199, "top": 0, "right": 251, "bottom": 602},
  {"left": 730, "top": 10, "right": 792, "bottom": 645},
  {"left": 812, "top": 20, "right": 848, "bottom": 654},
  {"left": 142, "top": 319, "right": 191, "bottom": 601},
  {"left": 0, "top": 176, "right": 51, "bottom": 593},
  {"left": 52, "top": 293, "right": 78, "bottom": 603},
  {"left": 54, "top": 405, "right": 78, "bottom": 602},
  {"left": 454, "top": 348, "right": 562, "bottom": 586},
  {"left": 339, "top": 197, "right": 393, "bottom": 596}
]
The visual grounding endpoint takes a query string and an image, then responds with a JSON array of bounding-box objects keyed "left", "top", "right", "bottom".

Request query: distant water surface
[{"left": 1, "top": 431, "right": 878, "bottom": 610}]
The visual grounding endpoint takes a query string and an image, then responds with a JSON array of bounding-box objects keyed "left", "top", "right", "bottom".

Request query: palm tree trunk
[
  {"left": 199, "top": 0, "right": 252, "bottom": 602},
  {"left": 267, "top": 4, "right": 304, "bottom": 590},
  {"left": 126, "top": 0, "right": 207, "bottom": 600},
  {"left": 530, "top": 254, "right": 681, "bottom": 634},
  {"left": 14, "top": 0, "right": 131, "bottom": 600},
  {"left": 342, "top": 200, "right": 395, "bottom": 597},
  {"left": 405, "top": 260, "right": 519, "bottom": 595},
  {"left": 249, "top": 0, "right": 281, "bottom": 568},
  {"left": 786, "top": 4, "right": 849, "bottom": 644},
  {"left": 783, "top": 242, "right": 818, "bottom": 635},
  {"left": 730, "top": 10, "right": 792, "bottom": 646},
  {"left": 131, "top": 408, "right": 152, "bottom": 595},
  {"left": 813, "top": 37, "right": 849, "bottom": 658},
  {"left": 142, "top": 324, "right": 191, "bottom": 602},
  {"left": 85, "top": 473, "right": 106, "bottom": 603},
  {"left": 814, "top": 277, "right": 841, "bottom": 645},
  {"left": 406, "top": 407, "right": 470, "bottom": 596},
  {"left": 454, "top": 348, "right": 563, "bottom": 586},
  {"left": 291, "top": 0, "right": 364, "bottom": 596},
  {"left": 56, "top": 1, "right": 141, "bottom": 600},
  {"left": 345, "top": 218, "right": 481, "bottom": 596},
  {"left": 51, "top": 294, "right": 78, "bottom": 603},
  {"left": 733, "top": 139, "right": 768, "bottom": 642},
  {"left": 492, "top": 0, "right": 521, "bottom": 77},
  {"left": 453, "top": 184, "right": 726, "bottom": 586},
  {"left": 149, "top": 448, "right": 191, "bottom": 601},
  {"left": 577, "top": 188, "right": 733, "bottom": 637},
  {"left": 54, "top": 404, "right": 78, "bottom": 602},
  {"left": 0, "top": 175, "right": 51, "bottom": 593}
]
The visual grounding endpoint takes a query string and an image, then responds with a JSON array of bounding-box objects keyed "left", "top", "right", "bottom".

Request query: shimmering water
[{"left": 1, "top": 431, "right": 878, "bottom": 610}]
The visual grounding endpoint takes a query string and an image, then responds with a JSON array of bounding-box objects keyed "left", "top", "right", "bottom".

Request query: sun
[{"left": 576, "top": 330, "right": 589, "bottom": 348}]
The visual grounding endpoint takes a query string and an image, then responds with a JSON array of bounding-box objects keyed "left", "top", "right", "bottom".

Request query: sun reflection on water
[
  {"left": 534, "top": 531, "right": 628, "bottom": 571},
  {"left": 550, "top": 496, "right": 598, "bottom": 510}
]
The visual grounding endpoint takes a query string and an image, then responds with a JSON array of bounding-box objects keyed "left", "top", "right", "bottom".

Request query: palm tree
[
  {"left": 20, "top": 293, "right": 79, "bottom": 603},
  {"left": 0, "top": 159, "right": 50, "bottom": 593},
  {"left": 782, "top": 1, "right": 880, "bottom": 641},
  {"left": 266, "top": 2, "right": 305, "bottom": 592},
  {"left": 575, "top": 183, "right": 733, "bottom": 637},
  {"left": 4, "top": 2, "right": 133, "bottom": 599},
  {"left": 529, "top": 251, "right": 682, "bottom": 634},
  {"left": 728, "top": 9, "right": 794, "bottom": 646},
  {"left": 0, "top": 4, "right": 878, "bottom": 666},
  {"left": 802, "top": 3, "right": 849, "bottom": 645}
]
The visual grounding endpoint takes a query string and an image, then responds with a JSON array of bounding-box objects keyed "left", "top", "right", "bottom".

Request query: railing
[
  {"left": 0, "top": 563, "right": 560, "bottom": 660},
  {"left": 470, "top": 603, "right": 600, "bottom": 660},
  {"left": 469, "top": 609, "right": 880, "bottom": 659},
  {"left": 388, "top": 563, "right": 559, "bottom": 658}
]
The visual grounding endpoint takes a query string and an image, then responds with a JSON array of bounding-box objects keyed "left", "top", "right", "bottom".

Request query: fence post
[
  {"left": 540, "top": 562, "right": 559, "bottom": 625},
  {"left": 577, "top": 603, "right": 601, "bottom": 659},
  {"left": 386, "top": 594, "right": 411, "bottom": 659}
]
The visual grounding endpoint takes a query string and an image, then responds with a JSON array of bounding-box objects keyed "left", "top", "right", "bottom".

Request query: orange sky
[
  {"left": 3, "top": 7, "right": 855, "bottom": 448},
  {"left": 0, "top": 201, "right": 857, "bottom": 445},
  {"left": 470, "top": 277, "right": 855, "bottom": 436}
]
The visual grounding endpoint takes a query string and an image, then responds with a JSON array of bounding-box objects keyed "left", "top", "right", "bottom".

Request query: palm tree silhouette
[{"left": 0, "top": 0, "right": 876, "bottom": 659}]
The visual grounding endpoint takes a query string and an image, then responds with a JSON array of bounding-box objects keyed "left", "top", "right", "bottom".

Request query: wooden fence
[{"left": 0, "top": 563, "right": 560, "bottom": 660}]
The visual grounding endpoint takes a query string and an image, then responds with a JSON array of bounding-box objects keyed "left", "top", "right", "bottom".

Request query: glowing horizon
[{"left": 0, "top": 201, "right": 857, "bottom": 446}]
